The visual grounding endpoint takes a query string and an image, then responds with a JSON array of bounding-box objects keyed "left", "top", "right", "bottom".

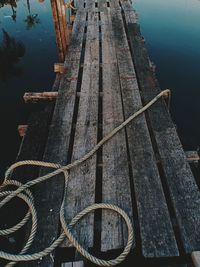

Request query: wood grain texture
[
  {"left": 61, "top": 261, "right": 84, "bottom": 267},
  {"left": 63, "top": 11, "right": 99, "bottom": 250},
  {"left": 110, "top": 6, "right": 178, "bottom": 257},
  {"left": 101, "top": 10, "right": 134, "bottom": 251},
  {"left": 122, "top": 0, "right": 200, "bottom": 253},
  {"left": 18, "top": 11, "right": 87, "bottom": 267}
]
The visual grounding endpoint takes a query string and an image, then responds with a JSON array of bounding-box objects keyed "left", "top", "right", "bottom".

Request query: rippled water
[
  {"left": 0, "top": 0, "right": 57, "bottom": 177},
  {"left": 134, "top": 0, "right": 200, "bottom": 151}
]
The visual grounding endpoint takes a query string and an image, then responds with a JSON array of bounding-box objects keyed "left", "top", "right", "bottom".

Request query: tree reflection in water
[
  {"left": 24, "top": 0, "right": 40, "bottom": 29},
  {"left": 0, "top": 29, "right": 25, "bottom": 81},
  {"left": 0, "top": 0, "right": 18, "bottom": 21},
  {"left": 24, "top": 14, "right": 40, "bottom": 29}
]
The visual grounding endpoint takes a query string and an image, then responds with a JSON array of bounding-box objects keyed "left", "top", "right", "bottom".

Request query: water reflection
[
  {"left": 0, "top": 0, "right": 40, "bottom": 28},
  {"left": 0, "top": 0, "right": 17, "bottom": 21},
  {"left": 0, "top": 0, "right": 57, "bottom": 177},
  {"left": 24, "top": 0, "right": 40, "bottom": 29},
  {"left": 0, "top": 29, "right": 25, "bottom": 81},
  {"left": 134, "top": 0, "right": 200, "bottom": 149}
]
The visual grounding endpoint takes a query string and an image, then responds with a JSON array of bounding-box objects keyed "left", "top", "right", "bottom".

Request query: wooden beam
[
  {"left": 18, "top": 125, "right": 28, "bottom": 137},
  {"left": 54, "top": 63, "right": 67, "bottom": 74},
  {"left": 123, "top": 2, "right": 200, "bottom": 253},
  {"left": 70, "top": 15, "right": 75, "bottom": 24},
  {"left": 185, "top": 151, "right": 200, "bottom": 163},
  {"left": 23, "top": 92, "right": 58, "bottom": 103}
]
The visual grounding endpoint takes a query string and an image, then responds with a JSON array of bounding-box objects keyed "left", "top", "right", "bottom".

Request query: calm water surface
[
  {"left": 0, "top": 0, "right": 199, "bottom": 177},
  {"left": 134, "top": 0, "right": 200, "bottom": 150},
  {"left": 0, "top": 0, "right": 57, "bottom": 177}
]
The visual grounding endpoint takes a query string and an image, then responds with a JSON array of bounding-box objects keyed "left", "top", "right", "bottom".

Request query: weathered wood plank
[
  {"left": 123, "top": 1, "right": 200, "bottom": 253},
  {"left": 61, "top": 261, "right": 84, "bottom": 267},
  {"left": 100, "top": 10, "right": 134, "bottom": 252},
  {"left": 98, "top": 0, "right": 107, "bottom": 12},
  {"left": 2, "top": 74, "right": 61, "bottom": 267},
  {"left": 51, "top": 0, "right": 68, "bottom": 61},
  {"left": 18, "top": 10, "right": 87, "bottom": 267},
  {"left": 120, "top": 0, "right": 137, "bottom": 24},
  {"left": 54, "top": 63, "right": 67, "bottom": 74},
  {"left": 85, "top": 0, "right": 95, "bottom": 10},
  {"left": 73, "top": 261, "right": 84, "bottom": 267},
  {"left": 23, "top": 92, "right": 58, "bottom": 103},
  {"left": 185, "top": 151, "right": 200, "bottom": 163},
  {"left": 192, "top": 251, "right": 200, "bottom": 267},
  {"left": 62, "top": 263, "right": 73, "bottom": 267},
  {"left": 63, "top": 11, "right": 99, "bottom": 250},
  {"left": 110, "top": 7, "right": 178, "bottom": 257}
]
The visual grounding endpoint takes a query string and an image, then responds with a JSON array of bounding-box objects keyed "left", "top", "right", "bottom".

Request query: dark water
[
  {"left": 0, "top": 0, "right": 199, "bottom": 178},
  {"left": 134, "top": 0, "right": 200, "bottom": 151},
  {"left": 0, "top": 0, "right": 57, "bottom": 177}
]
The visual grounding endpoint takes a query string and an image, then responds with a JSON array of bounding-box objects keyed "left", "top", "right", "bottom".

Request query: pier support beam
[
  {"left": 54, "top": 63, "right": 67, "bottom": 74},
  {"left": 23, "top": 92, "right": 58, "bottom": 103}
]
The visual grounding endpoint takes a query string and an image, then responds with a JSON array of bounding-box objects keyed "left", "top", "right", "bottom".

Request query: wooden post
[
  {"left": 54, "top": 63, "right": 67, "bottom": 73},
  {"left": 23, "top": 92, "right": 58, "bottom": 103},
  {"left": 18, "top": 125, "right": 28, "bottom": 137},
  {"left": 70, "top": 14, "right": 75, "bottom": 24},
  {"left": 185, "top": 151, "right": 200, "bottom": 163},
  {"left": 50, "top": 0, "right": 69, "bottom": 62}
]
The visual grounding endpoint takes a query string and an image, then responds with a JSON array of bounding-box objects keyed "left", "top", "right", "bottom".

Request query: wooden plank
[
  {"left": 85, "top": 0, "right": 95, "bottom": 10},
  {"left": 61, "top": 261, "right": 84, "bottom": 267},
  {"left": 54, "top": 63, "right": 67, "bottom": 74},
  {"left": 63, "top": 11, "right": 99, "bottom": 250},
  {"left": 18, "top": 10, "right": 87, "bottom": 267},
  {"left": 100, "top": 10, "right": 134, "bottom": 251},
  {"left": 23, "top": 92, "right": 58, "bottom": 103},
  {"left": 123, "top": 1, "right": 200, "bottom": 253},
  {"left": 3, "top": 74, "right": 61, "bottom": 266},
  {"left": 185, "top": 151, "right": 200, "bottom": 163},
  {"left": 110, "top": 7, "right": 179, "bottom": 257},
  {"left": 120, "top": 0, "right": 137, "bottom": 24},
  {"left": 73, "top": 261, "right": 84, "bottom": 267},
  {"left": 98, "top": 0, "right": 107, "bottom": 12},
  {"left": 192, "top": 251, "right": 200, "bottom": 267},
  {"left": 70, "top": 15, "right": 75, "bottom": 24}
]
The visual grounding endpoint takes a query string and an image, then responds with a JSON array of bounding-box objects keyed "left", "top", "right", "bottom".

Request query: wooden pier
[{"left": 1, "top": 0, "right": 200, "bottom": 266}]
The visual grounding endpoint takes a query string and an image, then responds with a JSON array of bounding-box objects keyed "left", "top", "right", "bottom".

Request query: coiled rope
[{"left": 0, "top": 89, "right": 170, "bottom": 266}]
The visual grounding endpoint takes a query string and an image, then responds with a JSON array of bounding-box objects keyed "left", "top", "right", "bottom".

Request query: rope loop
[{"left": 0, "top": 90, "right": 170, "bottom": 266}]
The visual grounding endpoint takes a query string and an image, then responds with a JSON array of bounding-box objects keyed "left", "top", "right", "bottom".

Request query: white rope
[{"left": 0, "top": 90, "right": 170, "bottom": 266}]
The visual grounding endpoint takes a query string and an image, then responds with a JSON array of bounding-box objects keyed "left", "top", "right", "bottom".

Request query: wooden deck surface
[{"left": 10, "top": 0, "right": 200, "bottom": 266}]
